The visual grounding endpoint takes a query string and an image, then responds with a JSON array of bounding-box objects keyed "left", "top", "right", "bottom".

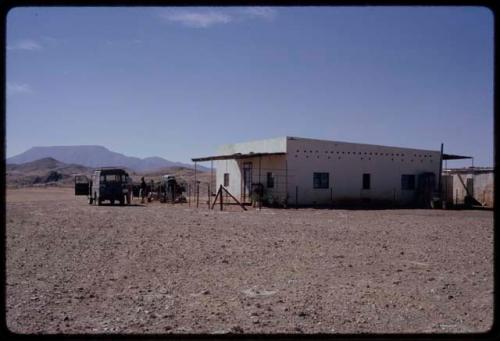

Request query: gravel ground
[{"left": 6, "top": 187, "right": 493, "bottom": 334}]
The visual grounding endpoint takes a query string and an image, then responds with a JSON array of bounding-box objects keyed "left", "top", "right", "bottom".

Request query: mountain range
[
  {"left": 7, "top": 145, "right": 209, "bottom": 172},
  {"left": 6, "top": 157, "right": 212, "bottom": 188}
]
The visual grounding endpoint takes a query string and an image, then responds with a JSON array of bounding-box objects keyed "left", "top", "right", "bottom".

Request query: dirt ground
[{"left": 6, "top": 187, "right": 493, "bottom": 334}]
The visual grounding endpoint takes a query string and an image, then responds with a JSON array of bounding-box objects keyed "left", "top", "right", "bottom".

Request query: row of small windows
[
  {"left": 297, "top": 150, "right": 433, "bottom": 158},
  {"left": 313, "top": 172, "right": 416, "bottom": 190},
  {"left": 295, "top": 155, "right": 433, "bottom": 163}
]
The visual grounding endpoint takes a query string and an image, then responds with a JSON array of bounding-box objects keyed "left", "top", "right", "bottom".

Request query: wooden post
[
  {"left": 220, "top": 185, "right": 224, "bottom": 211},
  {"left": 194, "top": 161, "right": 197, "bottom": 207},
  {"left": 285, "top": 159, "right": 288, "bottom": 208},
  {"left": 196, "top": 181, "right": 200, "bottom": 208},
  {"left": 208, "top": 184, "right": 210, "bottom": 210},
  {"left": 438, "top": 143, "right": 443, "bottom": 200},
  {"left": 210, "top": 160, "right": 214, "bottom": 195},
  {"left": 259, "top": 156, "right": 262, "bottom": 184},
  {"left": 188, "top": 184, "right": 191, "bottom": 207},
  {"left": 221, "top": 185, "right": 247, "bottom": 211},
  {"left": 172, "top": 182, "right": 175, "bottom": 205},
  {"left": 211, "top": 185, "right": 221, "bottom": 210}
]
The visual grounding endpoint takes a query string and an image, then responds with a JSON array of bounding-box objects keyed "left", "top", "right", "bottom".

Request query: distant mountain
[{"left": 7, "top": 145, "right": 208, "bottom": 172}]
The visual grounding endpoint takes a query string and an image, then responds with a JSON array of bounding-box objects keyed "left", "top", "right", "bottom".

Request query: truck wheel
[
  {"left": 110, "top": 199, "right": 115, "bottom": 206},
  {"left": 88, "top": 196, "right": 93, "bottom": 205},
  {"left": 97, "top": 196, "right": 102, "bottom": 206},
  {"left": 120, "top": 197, "right": 125, "bottom": 206}
]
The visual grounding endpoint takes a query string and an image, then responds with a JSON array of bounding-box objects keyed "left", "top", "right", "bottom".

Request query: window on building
[
  {"left": 313, "top": 172, "right": 329, "bottom": 189},
  {"left": 401, "top": 174, "right": 415, "bottom": 190},
  {"left": 267, "top": 172, "right": 274, "bottom": 188},
  {"left": 362, "top": 173, "right": 371, "bottom": 189},
  {"left": 224, "top": 173, "right": 230, "bottom": 187}
]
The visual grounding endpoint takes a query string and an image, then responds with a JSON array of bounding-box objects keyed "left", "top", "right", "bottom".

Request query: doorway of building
[
  {"left": 242, "top": 162, "right": 253, "bottom": 203},
  {"left": 466, "top": 178, "right": 474, "bottom": 197}
]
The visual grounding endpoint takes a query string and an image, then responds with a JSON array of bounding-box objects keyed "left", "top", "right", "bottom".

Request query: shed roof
[
  {"left": 442, "top": 153, "right": 473, "bottom": 160},
  {"left": 192, "top": 152, "right": 286, "bottom": 162}
]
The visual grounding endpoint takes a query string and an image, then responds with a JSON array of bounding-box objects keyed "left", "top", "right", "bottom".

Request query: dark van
[{"left": 75, "top": 168, "right": 131, "bottom": 205}]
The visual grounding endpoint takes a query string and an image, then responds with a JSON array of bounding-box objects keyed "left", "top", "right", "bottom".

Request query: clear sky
[{"left": 6, "top": 6, "right": 493, "bottom": 167}]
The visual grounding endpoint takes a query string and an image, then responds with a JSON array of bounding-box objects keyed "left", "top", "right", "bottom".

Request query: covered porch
[{"left": 192, "top": 152, "right": 288, "bottom": 206}]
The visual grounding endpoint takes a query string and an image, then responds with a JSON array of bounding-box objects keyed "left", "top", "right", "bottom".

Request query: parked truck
[{"left": 75, "top": 168, "right": 131, "bottom": 205}]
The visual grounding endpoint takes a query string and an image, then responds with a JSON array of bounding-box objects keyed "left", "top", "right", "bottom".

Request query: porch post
[
  {"left": 259, "top": 156, "right": 262, "bottom": 184},
  {"left": 211, "top": 160, "right": 214, "bottom": 195},
  {"left": 438, "top": 143, "right": 443, "bottom": 200},
  {"left": 285, "top": 158, "right": 288, "bottom": 208},
  {"left": 194, "top": 161, "right": 197, "bottom": 206}
]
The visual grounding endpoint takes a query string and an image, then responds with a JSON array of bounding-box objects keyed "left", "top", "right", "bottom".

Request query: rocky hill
[
  {"left": 6, "top": 158, "right": 211, "bottom": 189},
  {"left": 6, "top": 158, "right": 93, "bottom": 188}
]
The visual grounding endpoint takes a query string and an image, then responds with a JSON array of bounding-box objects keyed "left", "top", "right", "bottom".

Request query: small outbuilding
[
  {"left": 442, "top": 167, "right": 494, "bottom": 208},
  {"left": 192, "top": 136, "right": 471, "bottom": 207}
]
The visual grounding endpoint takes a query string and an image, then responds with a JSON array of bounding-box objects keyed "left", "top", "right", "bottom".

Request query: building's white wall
[
  {"left": 215, "top": 155, "right": 287, "bottom": 202},
  {"left": 214, "top": 136, "right": 442, "bottom": 206},
  {"left": 215, "top": 137, "right": 287, "bottom": 201},
  {"left": 286, "top": 137, "right": 441, "bottom": 205}
]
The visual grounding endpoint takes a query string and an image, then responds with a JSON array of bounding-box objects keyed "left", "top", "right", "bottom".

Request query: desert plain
[{"left": 6, "top": 187, "right": 493, "bottom": 334}]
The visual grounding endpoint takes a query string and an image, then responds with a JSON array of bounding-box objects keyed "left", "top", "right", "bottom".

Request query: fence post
[
  {"left": 208, "top": 184, "right": 211, "bottom": 210},
  {"left": 188, "top": 184, "right": 191, "bottom": 207},
  {"left": 196, "top": 181, "right": 200, "bottom": 208},
  {"left": 220, "top": 185, "right": 224, "bottom": 211}
]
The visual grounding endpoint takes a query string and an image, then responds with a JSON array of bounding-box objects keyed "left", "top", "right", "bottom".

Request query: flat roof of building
[{"left": 193, "top": 136, "right": 472, "bottom": 162}]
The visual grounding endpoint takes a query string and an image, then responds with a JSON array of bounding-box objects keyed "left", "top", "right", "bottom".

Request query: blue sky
[{"left": 6, "top": 6, "right": 493, "bottom": 166}]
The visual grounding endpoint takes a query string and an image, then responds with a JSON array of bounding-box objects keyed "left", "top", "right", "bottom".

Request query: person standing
[
  {"left": 149, "top": 179, "right": 155, "bottom": 202},
  {"left": 140, "top": 177, "right": 147, "bottom": 204}
]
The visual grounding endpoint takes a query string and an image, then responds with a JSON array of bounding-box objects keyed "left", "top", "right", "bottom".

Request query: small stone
[{"left": 230, "top": 326, "right": 244, "bottom": 333}]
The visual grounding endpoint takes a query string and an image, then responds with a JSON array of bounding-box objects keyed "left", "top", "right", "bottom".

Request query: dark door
[
  {"left": 75, "top": 175, "right": 89, "bottom": 196},
  {"left": 466, "top": 178, "right": 474, "bottom": 197},
  {"left": 242, "top": 162, "right": 253, "bottom": 202}
]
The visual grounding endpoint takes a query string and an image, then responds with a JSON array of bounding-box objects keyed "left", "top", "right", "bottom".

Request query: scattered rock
[{"left": 230, "top": 325, "right": 244, "bottom": 333}]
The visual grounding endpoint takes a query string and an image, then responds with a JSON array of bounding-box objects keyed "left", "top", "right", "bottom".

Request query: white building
[{"left": 192, "top": 136, "right": 462, "bottom": 207}]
